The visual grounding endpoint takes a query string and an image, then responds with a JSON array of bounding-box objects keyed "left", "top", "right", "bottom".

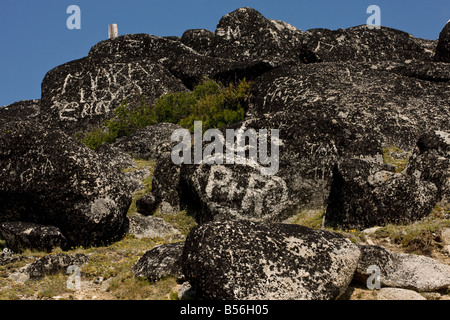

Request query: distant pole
[{"left": 109, "top": 24, "right": 119, "bottom": 39}]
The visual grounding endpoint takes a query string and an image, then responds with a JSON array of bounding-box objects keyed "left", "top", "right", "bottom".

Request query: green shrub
[{"left": 77, "top": 79, "right": 250, "bottom": 150}]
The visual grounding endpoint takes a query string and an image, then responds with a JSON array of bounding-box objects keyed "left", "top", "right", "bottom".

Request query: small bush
[{"left": 77, "top": 79, "right": 251, "bottom": 150}]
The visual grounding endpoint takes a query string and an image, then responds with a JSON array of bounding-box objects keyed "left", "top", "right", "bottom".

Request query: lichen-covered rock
[
  {"left": 88, "top": 33, "right": 271, "bottom": 90},
  {"left": 406, "top": 130, "right": 450, "bottom": 205},
  {"left": 26, "top": 254, "right": 89, "bottom": 280},
  {"left": 249, "top": 62, "right": 450, "bottom": 150},
  {"left": 181, "top": 29, "right": 215, "bottom": 55},
  {"left": 0, "top": 100, "right": 41, "bottom": 124},
  {"left": 324, "top": 159, "right": 438, "bottom": 230},
  {"left": 41, "top": 56, "right": 186, "bottom": 134},
  {"left": 377, "top": 288, "right": 426, "bottom": 300},
  {"left": 180, "top": 111, "right": 383, "bottom": 224},
  {"left": 126, "top": 214, "right": 181, "bottom": 240},
  {"left": 212, "top": 7, "right": 306, "bottom": 65},
  {"left": 0, "top": 248, "right": 21, "bottom": 266},
  {"left": 182, "top": 220, "right": 361, "bottom": 300},
  {"left": 355, "top": 245, "right": 450, "bottom": 292},
  {"left": 0, "top": 221, "right": 68, "bottom": 253},
  {"left": 133, "top": 242, "right": 185, "bottom": 281},
  {"left": 136, "top": 194, "right": 158, "bottom": 216},
  {"left": 111, "top": 123, "right": 183, "bottom": 160},
  {"left": 302, "top": 25, "right": 436, "bottom": 63},
  {"left": 0, "top": 121, "right": 132, "bottom": 247},
  {"left": 435, "top": 21, "right": 450, "bottom": 63},
  {"left": 152, "top": 152, "right": 182, "bottom": 214}
]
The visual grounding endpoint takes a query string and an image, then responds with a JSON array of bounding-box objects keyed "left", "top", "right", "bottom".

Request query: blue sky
[{"left": 0, "top": 0, "right": 449, "bottom": 107}]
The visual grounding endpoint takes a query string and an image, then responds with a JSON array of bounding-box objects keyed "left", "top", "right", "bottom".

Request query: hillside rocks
[
  {"left": 212, "top": 7, "right": 306, "bottom": 66},
  {"left": 26, "top": 254, "right": 89, "bottom": 280},
  {"left": 324, "top": 159, "right": 438, "bottom": 230},
  {"left": 0, "top": 222, "right": 68, "bottom": 253},
  {"left": 181, "top": 29, "right": 215, "bottom": 56},
  {"left": 435, "top": 21, "right": 450, "bottom": 62},
  {"left": 126, "top": 214, "right": 181, "bottom": 240},
  {"left": 111, "top": 123, "right": 183, "bottom": 160},
  {"left": 41, "top": 57, "right": 186, "bottom": 134},
  {"left": 355, "top": 245, "right": 450, "bottom": 292},
  {"left": 406, "top": 130, "right": 450, "bottom": 205},
  {"left": 133, "top": 242, "right": 185, "bottom": 281},
  {"left": 249, "top": 61, "right": 450, "bottom": 151},
  {"left": 179, "top": 111, "right": 383, "bottom": 224},
  {"left": 182, "top": 221, "right": 361, "bottom": 300},
  {"left": 0, "top": 121, "right": 131, "bottom": 247},
  {"left": 301, "top": 26, "right": 436, "bottom": 63},
  {"left": 0, "top": 100, "right": 41, "bottom": 124}
]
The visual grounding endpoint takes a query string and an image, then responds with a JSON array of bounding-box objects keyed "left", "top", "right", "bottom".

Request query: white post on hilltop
[{"left": 109, "top": 24, "right": 119, "bottom": 39}]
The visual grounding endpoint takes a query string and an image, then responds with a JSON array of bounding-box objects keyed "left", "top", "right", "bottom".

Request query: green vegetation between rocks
[{"left": 76, "top": 79, "right": 251, "bottom": 150}]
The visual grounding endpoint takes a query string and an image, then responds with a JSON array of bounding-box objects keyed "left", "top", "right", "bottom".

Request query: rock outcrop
[
  {"left": 182, "top": 221, "right": 361, "bottom": 300},
  {"left": 133, "top": 242, "right": 185, "bottom": 281},
  {"left": 324, "top": 159, "right": 438, "bottom": 230},
  {"left": 26, "top": 254, "right": 89, "bottom": 280},
  {"left": 406, "top": 130, "right": 450, "bottom": 205},
  {"left": 435, "top": 21, "right": 450, "bottom": 62},
  {"left": 0, "top": 221, "right": 68, "bottom": 253},
  {"left": 41, "top": 57, "right": 186, "bottom": 135},
  {"left": 0, "top": 121, "right": 131, "bottom": 247},
  {"left": 355, "top": 245, "right": 450, "bottom": 292}
]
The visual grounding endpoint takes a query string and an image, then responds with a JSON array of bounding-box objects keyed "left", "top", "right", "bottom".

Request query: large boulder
[
  {"left": 0, "top": 121, "right": 132, "bottom": 247},
  {"left": 249, "top": 62, "right": 450, "bottom": 151},
  {"left": 180, "top": 111, "right": 383, "bottom": 224},
  {"left": 355, "top": 245, "right": 450, "bottom": 292},
  {"left": 212, "top": 7, "right": 306, "bottom": 65},
  {"left": 406, "top": 130, "right": 450, "bottom": 205},
  {"left": 324, "top": 159, "right": 438, "bottom": 230},
  {"left": 126, "top": 214, "right": 181, "bottom": 240},
  {"left": 182, "top": 220, "right": 361, "bottom": 300},
  {"left": 0, "top": 221, "right": 68, "bottom": 253},
  {"left": 41, "top": 56, "right": 186, "bottom": 134},
  {"left": 181, "top": 29, "right": 215, "bottom": 55},
  {"left": 435, "top": 21, "right": 450, "bottom": 63},
  {"left": 88, "top": 33, "right": 273, "bottom": 90},
  {"left": 302, "top": 25, "right": 436, "bottom": 63}
]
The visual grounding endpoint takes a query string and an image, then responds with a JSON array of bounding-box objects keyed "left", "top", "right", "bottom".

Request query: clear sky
[{"left": 0, "top": 0, "right": 449, "bottom": 107}]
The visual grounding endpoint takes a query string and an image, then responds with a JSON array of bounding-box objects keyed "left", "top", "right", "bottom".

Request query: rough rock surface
[
  {"left": 0, "top": 100, "right": 41, "bottom": 124},
  {"left": 152, "top": 152, "right": 182, "bottom": 214},
  {"left": 0, "top": 248, "right": 21, "bottom": 266},
  {"left": 0, "top": 221, "right": 68, "bottom": 253},
  {"left": 324, "top": 159, "right": 438, "bottom": 230},
  {"left": 301, "top": 26, "right": 436, "bottom": 63},
  {"left": 133, "top": 242, "right": 185, "bottom": 281},
  {"left": 249, "top": 62, "right": 450, "bottom": 151},
  {"left": 435, "top": 21, "right": 450, "bottom": 62},
  {"left": 212, "top": 7, "right": 305, "bottom": 65},
  {"left": 355, "top": 245, "right": 450, "bottom": 292},
  {"left": 377, "top": 288, "right": 426, "bottom": 300},
  {"left": 181, "top": 29, "right": 215, "bottom": 55},
  {"left": 26, "top": 254, "right": 89, "bottom": 280},
  {"left": 406, "top": 130, "right": 450, "bottom": 205},
  {"left": 41, "top": 56, "right": 186, "bottom": 134},
  {"left": 182, "top": 220, "right": 361, "bottom": 300},
  {"left": 0, "top": 121, "right": 132, "bottom": 247},
  {"left": 180, "top": 112, "right": 383, "bottom": 224},
  {"left": 126, "top": 214, "right": 181, "bottom": 240},
  {"left": 88, "top": 33, "right": 272, "bottom": 90},
  {"left": 111, "top": 123, "right": 183, "bottom": 160}
]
